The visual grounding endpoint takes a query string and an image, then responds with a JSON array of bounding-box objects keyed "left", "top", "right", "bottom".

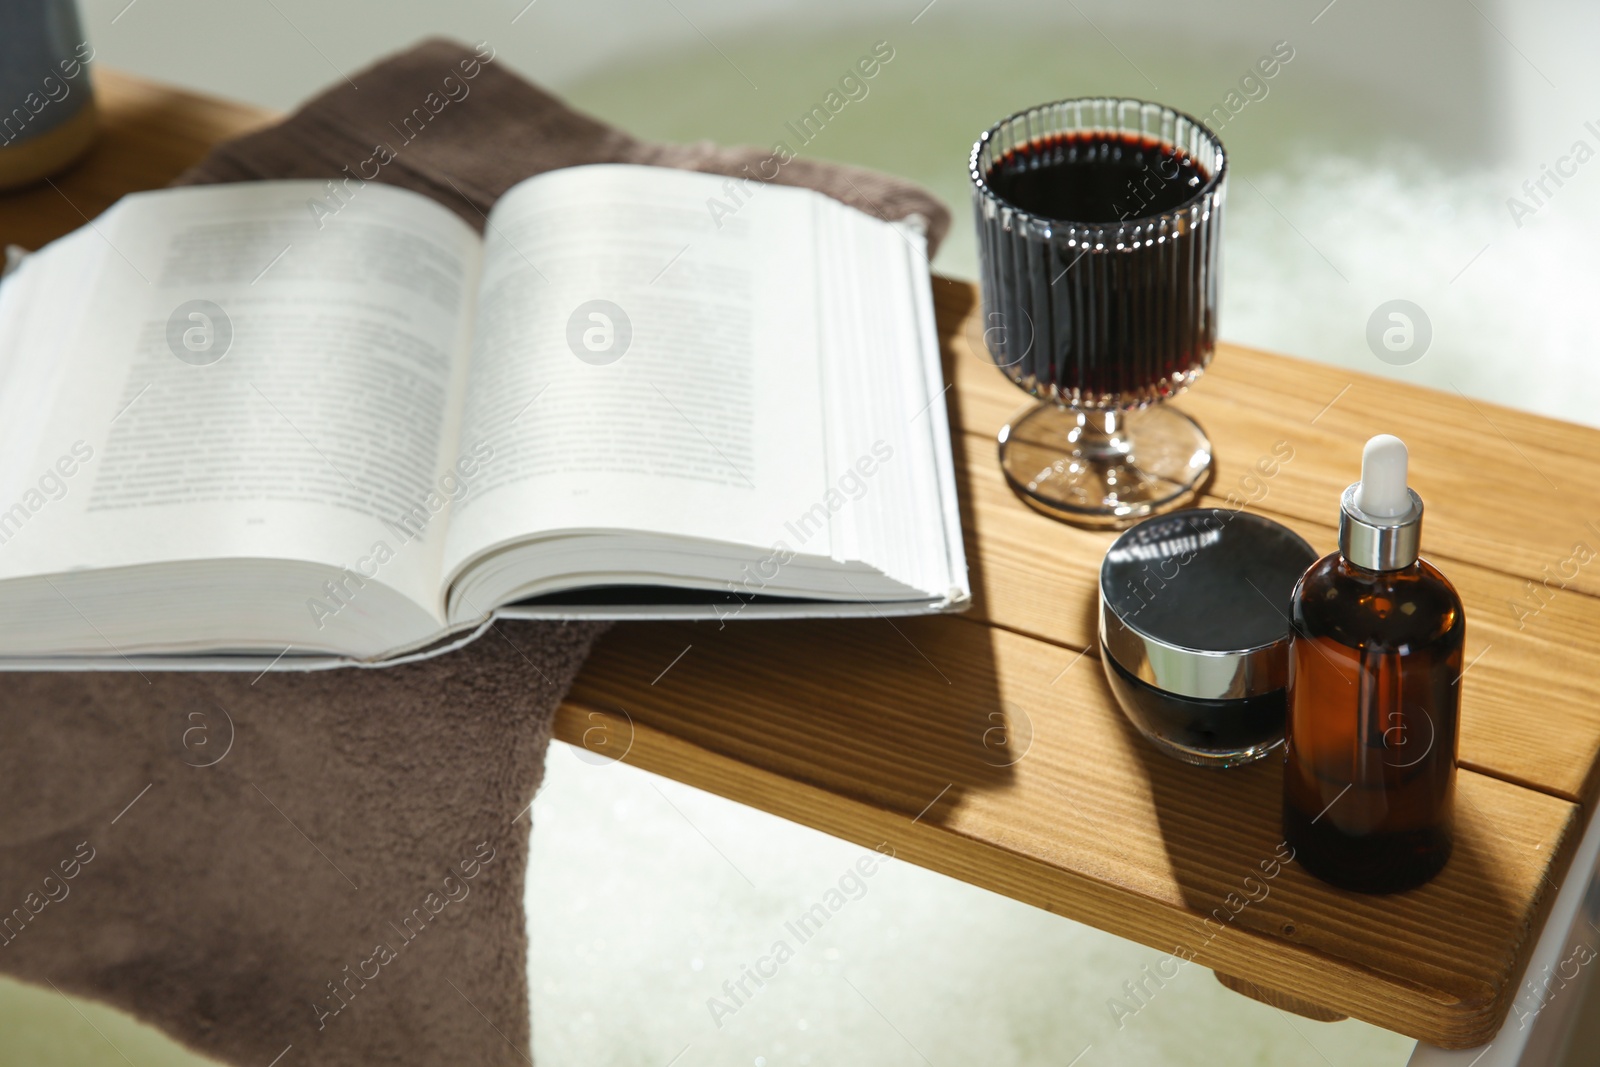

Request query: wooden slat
[
  {"left": 1214, "top": 972, "right": 1349, "bottom": 1022},
  {"left": 557, "top": 616, "right": 1578, "bottom": 1048}
]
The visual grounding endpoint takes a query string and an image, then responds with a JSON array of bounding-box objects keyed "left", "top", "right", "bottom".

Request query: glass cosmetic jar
[{"left": 1098, "top": 509, "right": 1317, "bottom": 767}]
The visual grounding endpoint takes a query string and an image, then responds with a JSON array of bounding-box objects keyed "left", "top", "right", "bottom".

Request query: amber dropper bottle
[{"left": 1282, "top": 435, "right": 1464, "bottom": 893}]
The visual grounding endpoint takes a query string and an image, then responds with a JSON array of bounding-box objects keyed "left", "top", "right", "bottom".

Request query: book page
[
  {"left": 440, "top": 165, "right": 829, "bottom": 608},
  {"left": 0, "top": 181, "right": 480, "bottom": 633}
]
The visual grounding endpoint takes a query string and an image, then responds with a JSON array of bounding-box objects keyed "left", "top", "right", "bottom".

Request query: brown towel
[
  {"left": 173, "top": 38, "right": 951, "bottom": 255},
  {"left": 0, "top": 37, "right": 949, "bottom": 1067}
]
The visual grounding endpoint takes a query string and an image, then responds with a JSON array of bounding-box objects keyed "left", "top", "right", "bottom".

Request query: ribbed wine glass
[{"left": 970, "top": 98, "right": 1227, "bottom": 528}]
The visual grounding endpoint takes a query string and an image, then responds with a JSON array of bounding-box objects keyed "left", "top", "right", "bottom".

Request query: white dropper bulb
[{"left": 1355, "top": 434, "right": 1410, "bottom": 518}]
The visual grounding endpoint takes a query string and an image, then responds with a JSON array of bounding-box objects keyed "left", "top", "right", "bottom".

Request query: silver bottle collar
[{"left": 1338, "top": 483, "right": 1423, "bottom": 571}]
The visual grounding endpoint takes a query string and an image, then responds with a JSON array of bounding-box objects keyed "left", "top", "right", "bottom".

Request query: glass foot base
[{"left": 998, "top": 403, "right": 1212, "bottom": 529}]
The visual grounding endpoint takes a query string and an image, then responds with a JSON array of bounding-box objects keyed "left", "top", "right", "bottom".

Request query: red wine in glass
[{"left": 971, "top": 99, "right": 1227, "bottom": 527}]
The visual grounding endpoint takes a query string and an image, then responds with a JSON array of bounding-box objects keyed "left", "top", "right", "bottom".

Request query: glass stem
[{"left": 1070, "top": 409, "right": 1132, "bottom": 461}]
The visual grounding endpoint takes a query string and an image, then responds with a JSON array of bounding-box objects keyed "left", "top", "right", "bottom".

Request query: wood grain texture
[
  {"left": 944, "top": 397, "right": 1600, "bottom": 804},
  {"left": 5, "top": 67, "right": 1595, "bottom": 1049},
  {"left": 1214, "top": 972, "right": 1348, "bottom": 1022},
  {"left": 0, "top": 69, "right": 274, "bottom": 249},
  {"left": 557, "top": 617, "right": 1578, "bottom": 1047}
]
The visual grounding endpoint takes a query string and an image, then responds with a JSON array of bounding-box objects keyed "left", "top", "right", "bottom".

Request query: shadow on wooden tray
[{"left": 1122, "top": 704, "right": 1534, "bottom": 1043}]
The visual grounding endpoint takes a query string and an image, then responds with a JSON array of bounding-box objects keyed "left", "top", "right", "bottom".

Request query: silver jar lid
[{"left": 1098, "top": 509, "right": 1318, "bottom": 701}]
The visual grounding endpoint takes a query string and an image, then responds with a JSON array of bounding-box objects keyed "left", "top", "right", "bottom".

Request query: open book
[{"left": 0, "top": 165, "right": 967, "bottom": 667}]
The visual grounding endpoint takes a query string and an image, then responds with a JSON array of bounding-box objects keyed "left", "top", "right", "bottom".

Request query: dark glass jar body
[{"left": 1283, "top": 553, "right": 1464, "bottom": 894}]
